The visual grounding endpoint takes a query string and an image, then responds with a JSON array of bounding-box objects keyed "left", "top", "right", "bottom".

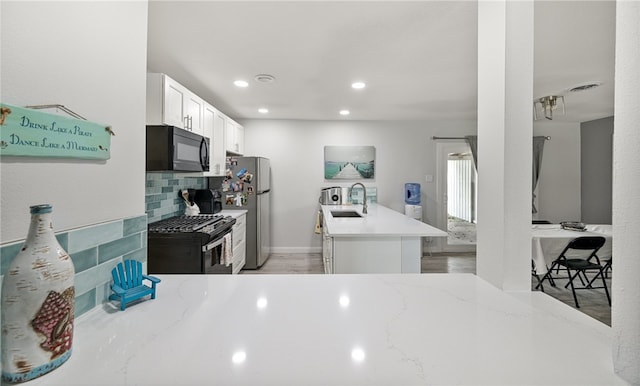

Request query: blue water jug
[{"left": 405, "top": 183, "right": 421, "bottom": 205}]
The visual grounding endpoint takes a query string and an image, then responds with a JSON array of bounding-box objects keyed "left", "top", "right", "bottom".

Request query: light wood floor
[{"left": 241, "top": 252, "right": 611, "bottom": 326}]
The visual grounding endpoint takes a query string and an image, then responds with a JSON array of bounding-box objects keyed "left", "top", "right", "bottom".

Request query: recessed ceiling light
[
  {"left": 568, "top": 81, "right": 602, "bottom": 92},
  {"left": 232, "top": 351, "right": 246, "bottom": 364},
  {"left": 254, "top": 74, "right": 276, "bottom": 83},
  {"left": 234, "top": 80, "right": 249, "bottom": 88},
  {"left": 351, "top": 348, "right": 366, "bottom": 362},
  {"left": 256, "top": 297, "right": 268, "bottom": 308},
  {"left": 258, "top": 108, "right": 269, "bottom": 114},
  {"left": 351, "top": 82, "right": 366, "bottom": 89},
  {"left": 339, "top": 110, "right": 350, "bottom": 116}
]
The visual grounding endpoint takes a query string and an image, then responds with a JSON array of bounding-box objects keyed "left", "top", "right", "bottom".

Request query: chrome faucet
[{"left": 349, "top": 182, "right": 367, "bottom": 214}]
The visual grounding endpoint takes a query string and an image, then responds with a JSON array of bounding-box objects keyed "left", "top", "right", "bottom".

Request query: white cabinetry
[
  {"left": 232, "top": 213, "right": 247, "bottom": 274},
  {"left": 147, "top": 72, "right": 247, "bottom": 173},
  {"left": 184, "top": 91, "right": 204, "bottom": 135},
  {"left": 333, "top": 237, "right": 402, "bottom": 274},
  {"left": 322, "top": 217, "right": 334, "bottom": 274},
  {"left": 236, "top": 124, "right": 244, "bottom": 154},
  {"left": 202, "top": 104, "right": 226, "bottom": 176},
  {"left": 321, "top": 204, "right": 447, "bottom": 274},
  {"left": 161, "top": 76, "right": 185, "bottom": 128},
  {"left": 225, "top": 117, "right": 244, "bottom": 155},
  {"left": 146, "top": 73, "right": 204, "bottom": 136}
]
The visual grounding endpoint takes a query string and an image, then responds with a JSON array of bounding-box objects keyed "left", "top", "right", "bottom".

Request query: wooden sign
[{"left": 0, "top": 103, "right": 112, "bottom": 160}]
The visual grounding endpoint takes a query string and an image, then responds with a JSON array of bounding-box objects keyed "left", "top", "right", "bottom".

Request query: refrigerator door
[
  {"left": 256, "top": 157, "right": 270, "bottom": 193},
  {"left": 256, "top": 190, "right": 271, "bottom": 267},
  {"left": 217, "top": 156, "right": 271, "bottom": 269}
]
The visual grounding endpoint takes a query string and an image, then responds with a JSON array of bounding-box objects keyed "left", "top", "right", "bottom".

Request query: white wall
[
  {"left": 241, "top": 119, "right": 581, "bottom": 253},
  {"left": 612, "top": 1, "right": 640, "bottom": 381},
  {"left": 533, "top": 121, "right": 581, "bottom": 223},
  {"left": 240, "top": 119, "right": 476, "bottom": 253},
  {"left": 0, "top": 1, "right": 148, "bottom": 243},
  {"left": 581, "top": 116, "right": 613, "bottom": 224}
]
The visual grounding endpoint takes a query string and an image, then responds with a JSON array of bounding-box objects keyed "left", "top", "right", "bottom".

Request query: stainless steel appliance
[
  {"left": 147, "top": 214, "right": 236, "bottom": 274},
  {"left": 193, "top": 189, "right": 222, "bottom": 214},
  {"left": 146, "top": 126, "right": 210, "bottom": 172},
  {"left": 219, "top": 156, "right": 271, "bottom": 269},
  {"left": 319, "top": 187, "right": 342, "bottom": 205}
]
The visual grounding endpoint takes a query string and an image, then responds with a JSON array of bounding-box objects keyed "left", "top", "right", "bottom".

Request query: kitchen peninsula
[
  {"left": 21, "top": 274, "right": 621, "bottom": 386},
  {"left": 321, "top": 204, "right": 447, "bottom": 274}
]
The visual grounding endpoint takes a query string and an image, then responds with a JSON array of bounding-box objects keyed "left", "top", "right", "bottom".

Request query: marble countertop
[
  {"left": 321, "top": 203, "right": 447, "bottom": 237},
  {"left": 22, "top": 274, "right": 625, "bottom": 385},
  {"left": 219, "top": 209, "right": 248, "bottom": 218}
]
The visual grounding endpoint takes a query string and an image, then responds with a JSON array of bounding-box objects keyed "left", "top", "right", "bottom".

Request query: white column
[
  {"left": 477, "top": 0, "right": 533, "bottom": 290},
  {"left": 612, "top": 1, "right": 640, "bottom": 383}
]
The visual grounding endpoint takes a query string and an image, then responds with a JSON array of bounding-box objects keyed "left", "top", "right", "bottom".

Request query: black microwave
[{"left": 146, "top": 126, "right": 210, "bottom": 172}]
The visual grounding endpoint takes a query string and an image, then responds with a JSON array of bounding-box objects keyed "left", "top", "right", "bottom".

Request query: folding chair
[
  {"left": 536, "top": 236, "right": 610, "bottom": 308},
  {"left": 532, "top": 259, "right": 545, "bottom": 292},
  {"left": 588, "top": 256, "right": 612, "bottom": 286}
]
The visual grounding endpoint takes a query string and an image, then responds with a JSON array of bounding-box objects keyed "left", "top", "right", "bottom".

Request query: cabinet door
[
  {"left": 232, "top": 214, "right": 247, "bottom": 274},
  {"left": 203, "top": 104, "right": 215, "bottom": 173},
  {"left": 212, "top": 111, "right": 226, "bottom": 176},
  {"left": 225, "top": 118, "right": 236, "bottom": 153},
  {"left": 184, "top": 92, "right": 204, "bottom": 135},
  {"left": 163, "top": 76, "right": 186, "bottom": 128},
  {"left": 232, "top": 242, "right": 246, "bottom": 274},
  {"left": 225, "top": 119, "right": 244, "bottom": 155},
  {"left": 235, "top": 124, "right": 245, "bottom": 155},
  {"left": 322, "top": 235, "right": 333, "bottom": 274},
  {"left": 322, "top": 218, "right": 333, "bottom": 274}
]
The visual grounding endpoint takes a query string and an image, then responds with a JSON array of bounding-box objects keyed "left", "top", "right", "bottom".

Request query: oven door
[{"left": 202, "top": 228, "right": 233, "bottom": 274}]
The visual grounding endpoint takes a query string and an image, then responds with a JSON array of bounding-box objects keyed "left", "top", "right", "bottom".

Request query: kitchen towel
[{"left": 222, "top": 233, "right": 233, "bottom": 266}]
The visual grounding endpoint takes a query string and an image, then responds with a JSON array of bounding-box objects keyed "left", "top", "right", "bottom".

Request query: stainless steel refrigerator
[{"left": 219, "top": 156, "right": 271, "bottom": 269}]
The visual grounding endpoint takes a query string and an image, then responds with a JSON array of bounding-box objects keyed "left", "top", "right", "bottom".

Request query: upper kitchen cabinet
[
  {"left": 146, "top": 73, "right": 204, "bottom": 136},
  {"left": 225, "top": 117, "right": 244, "bottom": 155},
  {"left": 204, "top": 103, "right": 226, "bottom": 176},
  {"left": 184, "top": 92, "right": 204, "bottom": 135}
]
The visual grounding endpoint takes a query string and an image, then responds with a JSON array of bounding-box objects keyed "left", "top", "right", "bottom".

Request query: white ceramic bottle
[{"left": 1, "top": 204, "right": 75, "bottom": 383}]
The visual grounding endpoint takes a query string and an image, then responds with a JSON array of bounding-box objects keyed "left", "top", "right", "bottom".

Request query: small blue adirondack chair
[{"left": 109, "top": 260, "right": 161, "bottom": 311}]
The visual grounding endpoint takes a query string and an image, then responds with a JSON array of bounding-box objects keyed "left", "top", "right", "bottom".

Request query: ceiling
[{"left": 147, "top": 1, "right": 615, "bottom": 123}]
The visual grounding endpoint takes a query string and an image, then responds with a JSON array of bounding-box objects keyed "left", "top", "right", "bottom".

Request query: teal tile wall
[
  {"left": 345, "top": 187, "right": 378, "bottom": 204},
  {"left": 0, "top": 214, "right": 147, "bottom": 318},
  {"left": 145, "top": 172, "right": 207, "bottom": 223}
]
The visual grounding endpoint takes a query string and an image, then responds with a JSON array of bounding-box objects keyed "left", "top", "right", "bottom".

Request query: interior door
[{"left": 436, "top": 141, "right": 477, "bottom": 253}]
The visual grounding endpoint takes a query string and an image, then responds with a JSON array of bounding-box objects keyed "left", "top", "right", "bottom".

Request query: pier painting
[{"left": 324, "top": 146, "right": 375, "bottom": 180}]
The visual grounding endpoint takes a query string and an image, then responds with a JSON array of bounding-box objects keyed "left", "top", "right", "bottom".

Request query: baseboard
[{"left": 270, "top": 246, "right": 322, "bottom": 254}]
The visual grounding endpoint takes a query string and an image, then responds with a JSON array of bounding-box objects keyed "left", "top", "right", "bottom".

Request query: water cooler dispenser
[{"left": 404, "top": 183, "right": 422, "bottom": 221}]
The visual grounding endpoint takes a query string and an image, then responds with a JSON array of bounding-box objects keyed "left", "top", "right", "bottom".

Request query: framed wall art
[{"left": 324, "top": 145, "right": 375, "bottom": 180}]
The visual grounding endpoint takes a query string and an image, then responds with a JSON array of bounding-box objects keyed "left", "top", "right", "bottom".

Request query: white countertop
[
  {"left": 322, "top": 203, "right": 447, "bottom": 237},
  {"left": 21, "top": 274, "right": 625, "bottom": 385},
  {"left": 219, "top": 209, "right": 248, "bottom": 218}
]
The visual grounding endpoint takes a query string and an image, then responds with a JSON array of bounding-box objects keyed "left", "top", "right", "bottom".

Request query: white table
[{"left": 532, "top": 224, "right": 612, "bottom": 274}]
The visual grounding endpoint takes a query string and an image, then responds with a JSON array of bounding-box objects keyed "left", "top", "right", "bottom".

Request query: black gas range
[{"left": 147, "top": 214, "right": 236, "bottom": 274}]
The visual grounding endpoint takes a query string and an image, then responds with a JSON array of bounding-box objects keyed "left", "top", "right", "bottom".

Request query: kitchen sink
[{"left": 331, "top": 210, "right": 362, "bottom": 218}]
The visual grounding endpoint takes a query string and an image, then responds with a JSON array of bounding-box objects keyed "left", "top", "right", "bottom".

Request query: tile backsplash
[
  {"left": 0, "top": 214, "right": 147, "bottom": 318},
  {"left": 0, "top": 172, "right": 207, "bottom": 318},
  {"left": 145, "top": 172, "right": 207, "bottom": 223}
]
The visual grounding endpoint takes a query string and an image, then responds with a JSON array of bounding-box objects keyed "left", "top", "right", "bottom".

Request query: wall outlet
[{"left": 425, "top": 174, "right": 434, "bottom": 183}]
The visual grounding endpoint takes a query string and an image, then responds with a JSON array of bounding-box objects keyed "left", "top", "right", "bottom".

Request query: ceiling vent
[{"left": 254, "top": 74, "right": 276, "bottom": 84}]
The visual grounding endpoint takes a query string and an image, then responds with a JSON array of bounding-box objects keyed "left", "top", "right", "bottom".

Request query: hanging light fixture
[{"left": 533, "top": 95, "right": 565, "bottom": 120}]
